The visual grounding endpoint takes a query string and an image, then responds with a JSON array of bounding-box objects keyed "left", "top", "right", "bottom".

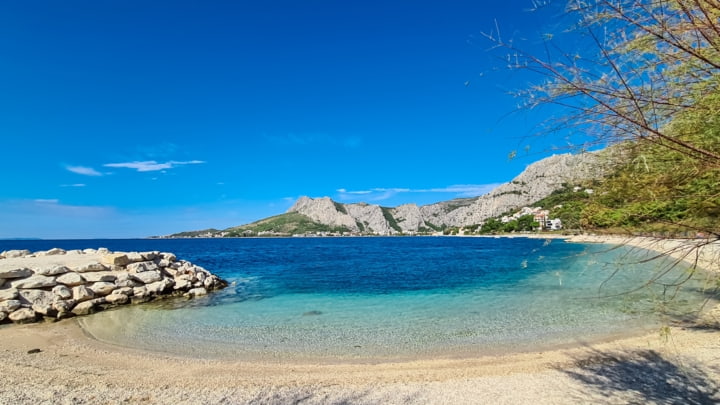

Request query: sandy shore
[
  {"left": 1, "top": 320, "right": 718, "bottom": 404},
  {"left": 563, "top": 234, "right": 720, "bottom": 273},
  {"left": 1, "top": 236, "right": 719, "bottom": 404}
]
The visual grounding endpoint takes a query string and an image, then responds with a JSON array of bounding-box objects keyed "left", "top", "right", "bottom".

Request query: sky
[{"left": 0, "top": 0, "right": 577, "bottom": 239}]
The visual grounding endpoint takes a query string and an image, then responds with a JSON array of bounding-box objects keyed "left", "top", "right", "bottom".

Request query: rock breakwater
[{"left": 0, "top": 248, "right": 227, "bottom": 324}]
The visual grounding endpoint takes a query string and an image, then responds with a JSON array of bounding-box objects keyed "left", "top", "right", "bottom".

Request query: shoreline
[
  {"left": 1, "top": 318, "right": 718, "bottom": 403},
  {"left": 482, "top": 232, "right": 720, "bottom": 274},
  {"left": 2, "top": 235, "right": 719, "bottom": 403}
]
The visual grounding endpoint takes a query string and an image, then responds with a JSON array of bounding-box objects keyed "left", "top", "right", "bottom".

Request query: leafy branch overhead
[
  {"left": 488, "top": 0, "right": 720, "bottom": 237},
  {"left": 490, "top": 0, "right": 720, "bottom": 161}
]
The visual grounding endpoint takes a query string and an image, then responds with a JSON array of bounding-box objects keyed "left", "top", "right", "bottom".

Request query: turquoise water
[
  {"left": 21, "top": 236, "right": 702, "bottom": 361},
  {"left": 1, "top": 237, "right": 710, "bottom": 360}
]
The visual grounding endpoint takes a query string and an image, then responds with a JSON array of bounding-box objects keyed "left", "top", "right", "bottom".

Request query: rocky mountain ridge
[
  {"left": 164, "top": 152, "right": 603, "bottom": 237},
  {"left": 287, "top": 152, "right": 601, "bottom": 235}
]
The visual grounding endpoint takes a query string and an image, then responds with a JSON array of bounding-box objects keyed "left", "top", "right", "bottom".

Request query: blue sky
[{"left": 0, "top": 0, "right": 574, "bottom": 239}]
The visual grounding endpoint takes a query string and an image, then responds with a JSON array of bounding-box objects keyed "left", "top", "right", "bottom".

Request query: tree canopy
[{"left": 489, "top": 0, "right": 720, "bottom": 238}]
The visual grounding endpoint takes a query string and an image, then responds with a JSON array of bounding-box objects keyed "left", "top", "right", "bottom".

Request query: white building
[{"left": 546, "top": 218, "right": 563, "bottom": 230}]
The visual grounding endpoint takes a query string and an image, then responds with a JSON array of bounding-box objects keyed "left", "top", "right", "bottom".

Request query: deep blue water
[
  {"left": 1, "top": 237, "right": 578, "bottom": 297},
  {"left": 1, "top": 237, "right": 710, "bottom": 360}
]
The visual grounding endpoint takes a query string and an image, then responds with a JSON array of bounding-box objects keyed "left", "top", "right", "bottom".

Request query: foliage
[
  {"left": 490, "top": 1, "right": 720, "bottom": 162},
  {"left": 479, "top": 215, "right": 539, "bottom": 234},
  {"left": 225, "top": 213, "right": 351, "bottom": 236},
  {"left": 534, "top": 183, "right": 593, "bottom": 230},
  {"left": 381, "top": 207, "right": 403, "bottom": 232},
  {"left": 480, "top": 218, "right": 504, "bottom": 233},
  {"left": 488, "top": 0, "right": 720, "bottom": 239},
  {"left": 333, "top": 202, "right": 348, "bottom": 215},
  {"left": 423, "top": 222, "right": 442, "bottom": 231},
  {"left": 166, "top": 228, "right": 222, "bottom": 238},
  {"left": 515, "top": 214, "right": 540, "bottom": 232}
]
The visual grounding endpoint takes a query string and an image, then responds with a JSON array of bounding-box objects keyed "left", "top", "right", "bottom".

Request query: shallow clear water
[{"left": 1, "top": 237, "right": 712, "bottom": 360}]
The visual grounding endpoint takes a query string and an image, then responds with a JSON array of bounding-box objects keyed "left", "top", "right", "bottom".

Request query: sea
[{"left": 0, "top": 237, "right": 712, "bottom": 361}]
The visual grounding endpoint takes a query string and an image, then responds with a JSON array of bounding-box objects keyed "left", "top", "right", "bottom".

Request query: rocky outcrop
[
  {"left": 390, "top": 204, "right": 428, "bottom": 233},
  {"left": 420, "top": 153, "right": 602, "bottom": 227},
  {"left": 287, "top": 152, "right": 601, "bottom": 233},
  {"left": 345, "top": 203, "right": 395, "bottom": 234},
  {"left": 0, "top": 248, "right": 227, "bottom": 325},
  {"left": 288, "top": 197, "right": 405, "bottom": 234},
  {"left": 289, "top": 197, "right": 358, "bottom": 230}
]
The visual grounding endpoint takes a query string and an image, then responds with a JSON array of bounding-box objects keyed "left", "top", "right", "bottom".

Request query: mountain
[
  {"left": 419, "top": 152, "right": 602, "bottom": 228},
  {"left": 284, "top": 152, "right": 600, "bottom": 235},
  {"left": 164, "top": 152, "right": 601, "bottom": 238},
  {"left": 286, "top": 197, "right": 429, "bottom": 235}
]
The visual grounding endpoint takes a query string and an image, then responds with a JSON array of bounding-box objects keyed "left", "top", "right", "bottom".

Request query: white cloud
[
  {"left": 425, "top": 184, "right": 502, "bottom": 197},
  {"left": 103, "top": 160, "right": 205, "bottom": 172},
  {"left": 336, "top": 188, "right": 373, "bottom": 195},
  {"left": 34, "top": 199, "right": 60, "bottom": 204},
  {"left": 60, "top": 183, "right": 86, "bottom": 188},
  {"left": 336, "top": 184, "right": 502, "bottom": 202},
  {"left": 66, "top": 165, "right": 102, "bottom": 176}
]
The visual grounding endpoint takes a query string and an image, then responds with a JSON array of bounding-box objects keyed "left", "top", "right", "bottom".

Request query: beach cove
[{"left": 0, "top": 235, "right": 718, "bottom": 403}]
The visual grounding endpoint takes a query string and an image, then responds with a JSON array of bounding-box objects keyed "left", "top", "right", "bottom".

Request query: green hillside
[{"left": 224, "top": 212, "right": 352, "bottom": 237}]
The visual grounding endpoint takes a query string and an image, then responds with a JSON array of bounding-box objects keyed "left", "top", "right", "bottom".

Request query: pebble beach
[{"left": 0, "top": 236, "right": 718, "bottom": 404}]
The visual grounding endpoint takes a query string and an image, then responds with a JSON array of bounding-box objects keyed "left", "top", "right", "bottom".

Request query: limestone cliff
[
  {"left": 287, "top": 152, "right": 601, "bottom": 234},
  {"left": 420, "top": 152, "right": 602, "bottom": 227}
]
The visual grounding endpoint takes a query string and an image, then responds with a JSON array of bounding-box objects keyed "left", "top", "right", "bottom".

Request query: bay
[{"left": 0, "top": 237, "right": 710, "bottom": 360}]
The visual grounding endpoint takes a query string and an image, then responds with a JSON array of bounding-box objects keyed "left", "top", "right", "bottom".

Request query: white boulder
[
  {"left": 53, "top": 299, "right": 75, "bottom": 317},
  {"left": 145, "top": 278, "right": 174, "bottom": 295},
  {"left": 131, "top": 270, "right": 163, "bottom": 284},
  {"left": 0, "top": 268, "right": 33, "bottom": 279},
  {"left": 9, "top": 308, "right": 37, "bottom": 323},
  {"left": 186, "top": 287, "right": 207, "bottom": 297},
  {"left": 11, "top": 275, "right": 56, "bottom": 289},
  {"left": 52, "top": 285, "right": 73, "bottom": 300},
  {"left": 72, "top": 285, "right": 95, "bottom": 302},
  {"left": 56, "top": 272, "right": 86, "bottom": 286},
  {"left": 1, "top": 250, "right": 31, "bottom": 259},
  {"left": 74, "top": 262, "right": 108, "bottom": 273},
  {"left": 105, "top": 293, "right": 129, "bottom": 305},
  {"left": 127, "top": 261, "right": 159, "bottom": 273},
  {"left": 82, "top": 272, "right": 117, "bottom": 283},
  {"left": 0, "top": 288, "right": 19, "bottom": 301},
  {"left": 173, "top": 278, "right": 192, "bottom": 290},
  {"left": 35, "top": 265, "right": 70, "bottom": 276},
  {"left": 44, "top": 248, "right": 66, "bottom": 256},
  {"left": 0, "top": 299, "right": 21, "bottom": 312},
  {"left": 126, "top": 252, "right": 144, "bottom": 263},
  {"left": 18, "top": 290, "right": 55, "bottom": 308},
  {"left": 71, "top": 301, "right": 96, "bottom": 316},
  {"left": 89, "top": 282, "right": 116, "bottom": 296},
  {"left": 101, "top": 253, "right": 130, "bottom": 266}
]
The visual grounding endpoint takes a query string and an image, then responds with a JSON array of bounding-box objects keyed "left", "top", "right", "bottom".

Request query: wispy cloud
[
  {"left": 60, "top": 183, "right": 86, "bottom": 188},
  {"left": 66, "top": 165, "right": 102, "bottom": 176},
  {"left": 103, "top": 160, "right": 205, "bottom": 172},
  {"left": 26, "top": 199, "right": 113, "bottom": 217},
  {"left": 336, "top": 184, "right": 502, "bottom": 202}
]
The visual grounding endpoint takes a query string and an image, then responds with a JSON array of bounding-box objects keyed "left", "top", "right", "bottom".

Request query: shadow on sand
[
  {"left": 561, "top": 348, "right": 720, "bottom": 404},
  {"left": 245, "top": 386, "right": 420, "bottom": 405}
]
